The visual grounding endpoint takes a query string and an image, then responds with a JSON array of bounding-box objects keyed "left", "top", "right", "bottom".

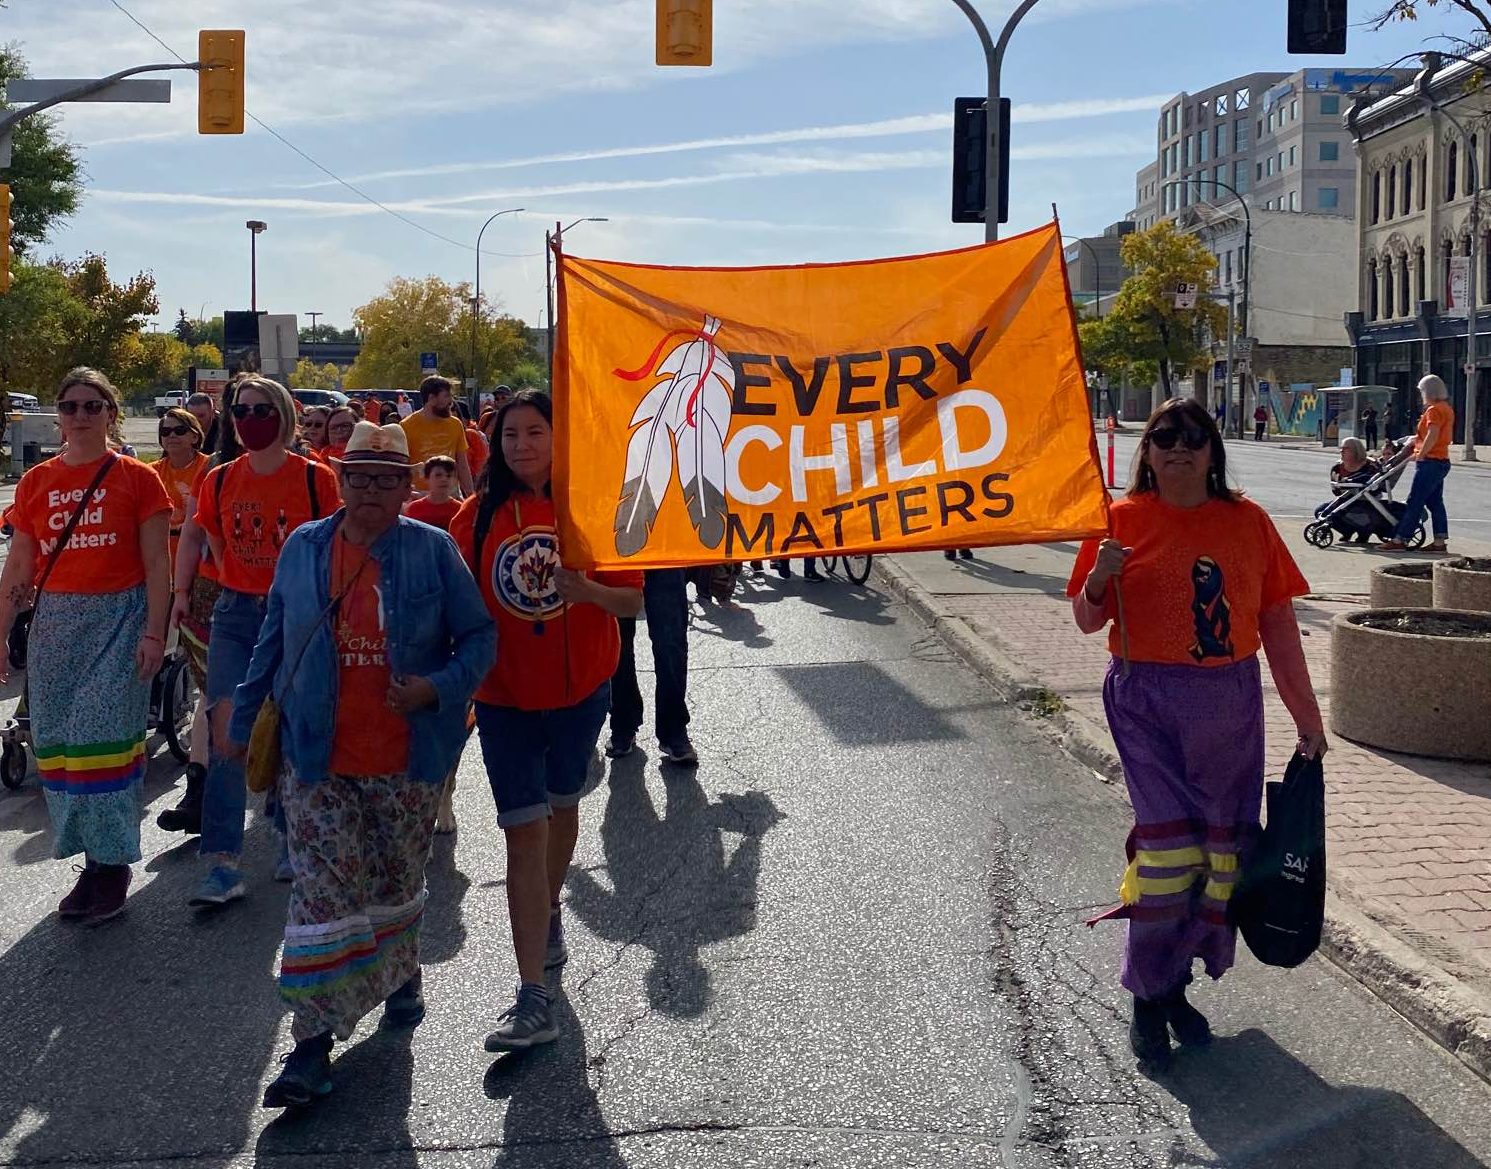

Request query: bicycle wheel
[
  {"left": 1407, "top": 522, "right": 1428, "bottom": 550},
  {"left": 842, "top": 553, "right": 873, "bottom": 585},
  {"left": 161, "top": 656, "right": 195, "bottom": 764},
  {"left": 1, "top": 741, "right": 28, "bottom": 790},
  {"left": 819, "top": 556, "right": 840, "bottom": 575}
]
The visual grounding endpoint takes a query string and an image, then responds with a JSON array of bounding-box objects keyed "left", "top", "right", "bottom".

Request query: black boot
[
  {"left": 1162, "top": 980, "right": 1212, "bottom": 1047},
  {"left": 1130, "top": 995, "right": 1173, "bottom": 1071},
  {"left": 157, "top": 763, "right": 205, "bottom": 834}
]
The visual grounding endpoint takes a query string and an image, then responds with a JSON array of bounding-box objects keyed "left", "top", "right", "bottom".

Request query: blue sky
[{"left": 7, "top": 0, "right": 1441, "bottom": 336}]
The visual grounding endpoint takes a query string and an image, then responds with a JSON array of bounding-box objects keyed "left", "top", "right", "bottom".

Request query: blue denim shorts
[
  {"left": 205, "top": 587, "right": 269, "bottom": 706},
  {"left": 474, "top": 682, "right": 610, "bottom": 829}
]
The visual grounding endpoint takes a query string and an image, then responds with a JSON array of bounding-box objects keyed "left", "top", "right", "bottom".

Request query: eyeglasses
[
  {"left": 56, "top": 399, "right": 109, "bottom": 417},
  {"left": 159, "top": 425, "right": 193, "bottom": 437},
  {"left": 343, "top": 470, "right": 409, "bottom": 491},
  {"left": 231, "top": 403, "right": 279, "bottom": 420},
  {"left": 1148, "top": 427, "right": 1210, "bottom": 452}
]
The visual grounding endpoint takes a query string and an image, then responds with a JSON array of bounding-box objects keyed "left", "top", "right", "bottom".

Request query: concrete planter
[
  {"left": 1332, "top": 609, "right": 1491, "bottom": 762},
  {"left": 1433, "top": 558, "right": 1491, "bottom": 614},
  {"left": 1370, "top": 562, "right": 1435, "bottom": 609}
]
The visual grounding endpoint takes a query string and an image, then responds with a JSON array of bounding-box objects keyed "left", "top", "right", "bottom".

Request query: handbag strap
[
  {"left": 274, "top": 535, "right": 373, "bottom": 703},
  {"left": 35, "top": 455, "right": 118, "bottom": 597}
]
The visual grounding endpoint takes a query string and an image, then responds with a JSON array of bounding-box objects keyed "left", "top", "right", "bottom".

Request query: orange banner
[{"left": 553, "top": 222, "right": 1108, "bottom": 570}]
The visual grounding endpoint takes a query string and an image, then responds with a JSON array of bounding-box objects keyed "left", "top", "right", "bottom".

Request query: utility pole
[
  {"left": 246, "top": 220, "right": 266, "bottom": 312},
  {"left": 306, "top": 311, "right": 321, "bottom": 365},
  {"left": 1225, "top": 286, "right": 1236, "bottom": 428}
]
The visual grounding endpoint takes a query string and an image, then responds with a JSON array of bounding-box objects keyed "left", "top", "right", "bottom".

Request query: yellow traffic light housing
[
  {"left": 198, "top": 30, "right": 245, "bottom": 134},
  {"left": 656, "top": 0, "right": 712, "bottom": 66},
  {"left": 0, "top": 184, "right": 12, "bottom": 294}
]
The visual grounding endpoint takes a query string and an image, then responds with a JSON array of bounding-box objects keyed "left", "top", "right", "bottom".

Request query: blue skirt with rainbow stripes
[{"left": 32, "top": 585, "right": 150, "bottom": 866}]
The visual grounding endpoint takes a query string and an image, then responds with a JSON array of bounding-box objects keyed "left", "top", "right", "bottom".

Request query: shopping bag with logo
[{"left": 1230, "top": 752, "right": 1326, "bottom": 968}]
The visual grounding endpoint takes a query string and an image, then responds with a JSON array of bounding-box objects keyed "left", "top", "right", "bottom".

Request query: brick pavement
[{"left": 894, "top": 541, "right": 1491, "bottom": 997}]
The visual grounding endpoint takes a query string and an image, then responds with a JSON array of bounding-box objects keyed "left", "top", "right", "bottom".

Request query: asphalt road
[{"left": 2, "top": 573, "right": 1491, "bottom": 1167}]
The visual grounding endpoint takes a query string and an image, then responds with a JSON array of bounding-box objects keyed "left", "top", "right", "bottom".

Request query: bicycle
[{"left": 817, "top": 553, "right": 874, "bottom": 586}]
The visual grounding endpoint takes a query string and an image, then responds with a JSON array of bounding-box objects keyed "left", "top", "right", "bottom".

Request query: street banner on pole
[
  {"left": 1448, "top": 256, "right": 1470, "bottom": 314},
  {"left": 552, "top": 222, "right": 1108, "bottom": 570}
]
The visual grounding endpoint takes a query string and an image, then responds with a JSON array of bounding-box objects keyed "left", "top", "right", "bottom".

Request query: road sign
[
  {"left": 7, "top": 78, "right": 171, "bottom": 103},
  {"left": 1173, "top": 282, "right": 1199, "bottom": 309},
  {"left": 420, "top": 351, "right": 438, "bottom": 372}
]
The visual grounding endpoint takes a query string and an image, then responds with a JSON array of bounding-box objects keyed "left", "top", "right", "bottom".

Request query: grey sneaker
[
  {"left": 659, "top": 735, "right": 698, "bottom": 766},
  {"left": 545, "top": 907, "right": 568, "bottom": 971},
  {"left": 483, "top": 984, "right": 558, "bottom": 1052}
]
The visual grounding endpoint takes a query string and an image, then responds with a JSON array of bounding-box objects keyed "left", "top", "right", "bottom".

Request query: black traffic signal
[
  {"left": 951, "top": 97, "right": 1009, "bottom": 225},
  {"left": 1288, "top": 0, "right": 1347, "bottom": 54}
]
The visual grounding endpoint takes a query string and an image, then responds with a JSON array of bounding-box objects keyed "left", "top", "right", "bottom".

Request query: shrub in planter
[
  {"left": 1370, "top": 562, "right": 1434, "bottom": 608},
  {"left": 1332, "top": 609, "right": 1491, "bottom": 762},
  {"left": 1433, "top": 558, "right": 1491, "bottom": 614}
]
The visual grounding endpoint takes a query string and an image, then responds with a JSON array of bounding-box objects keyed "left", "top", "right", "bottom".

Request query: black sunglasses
[
  {"left": 1149, "top": 426, "right": 1210, "bottom": 452},
  {"left": 232, "top": 403, "right": 279, "bottom": 420},
  {"left": 343, "top": 470, "right": 410, "bottom": 491},
  {"left": 57, "top": 399, "right": 109, "bottom": 416}
]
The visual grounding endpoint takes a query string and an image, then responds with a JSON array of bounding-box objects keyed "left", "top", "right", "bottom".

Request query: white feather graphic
[{"left": 614, "top": 315, "right": 735, "bottom": 557}]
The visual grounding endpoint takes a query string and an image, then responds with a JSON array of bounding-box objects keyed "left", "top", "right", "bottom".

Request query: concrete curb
[{"left": 875, "top": 555, "right": 1491, "bottom": 1085}]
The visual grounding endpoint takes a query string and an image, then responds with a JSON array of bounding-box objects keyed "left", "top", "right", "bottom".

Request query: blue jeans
[
  {"left": 610, "top": 569, "right": 690, "bottom": 743},
  {"left": 1393, "top": 459, "right": 1451, "bottom": 541},
  {"left": 475, "top": 682, "right": 610, "bottom": 829},
  {"left": 200, "top": 588, "right": 269, "bottom": 859}
]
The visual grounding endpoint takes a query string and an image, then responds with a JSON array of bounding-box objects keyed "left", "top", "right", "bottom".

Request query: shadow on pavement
[
  {"left": 421, "top": 834, "right": 471, "bottom": 965},
  {"left": 774, "top": 660, "right": 965, "bottom": 745},
  {"left": 1166, "top": 1029, "right": 1486, "bottom": 1167},
  {"left": 483, "top": 994, "right": 626, "bottom": 1167},
  {"left": 689, "top": 597, "right": 773, "bottom": 648},
  {"left": 566, "top": 757, "right": 783, "bottom": 1018},
  {"left": 940, "top": 555, "right": 1073, "bottom": 594}
]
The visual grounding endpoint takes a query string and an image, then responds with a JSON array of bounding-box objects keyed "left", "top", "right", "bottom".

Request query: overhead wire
[{"left": 103, "top": 0, "right": 540, "bottom": 259}]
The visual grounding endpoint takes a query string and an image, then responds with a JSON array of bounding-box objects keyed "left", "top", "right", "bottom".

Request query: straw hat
[{"left": 331, "top": 421, "right": 412, "bottom": 468}]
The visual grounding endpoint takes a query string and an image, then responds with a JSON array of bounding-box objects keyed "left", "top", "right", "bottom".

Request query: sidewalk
[{"left": 882, "top": 527, "right": 1491, "bottom": 1081}]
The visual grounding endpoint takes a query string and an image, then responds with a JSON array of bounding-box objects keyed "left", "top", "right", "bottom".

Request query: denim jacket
[{"left": 229, "top": 512, "right": 496, "bottom": 785}]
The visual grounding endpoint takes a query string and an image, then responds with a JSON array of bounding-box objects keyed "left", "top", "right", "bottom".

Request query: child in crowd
[{"left": 404, "top": 456, "right": 461, "bottom": 532}]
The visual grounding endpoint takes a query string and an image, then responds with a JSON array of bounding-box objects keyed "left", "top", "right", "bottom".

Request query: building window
[
  {"left": 1267, "top": 111, "right": 1275, "bottom": 134},
  {"left": 1289, "top": 145, "right": 1297, "bottom": 167},
  {"left": 1319, "top": 186, "right": 1340, "bottom": 210},
  {"left": 1387, "top": 165, "right": 1397, "bottom": 218},
  {"left": 1200, "top": 132, "right": 1210, "bottom": 163},
  {"left": 1448, "top": 140, "right": 1459, "bottom": 201},
  {"left": 1215, "top": 125, "right": 1227, "bottom": 155},
  {"left": 1234, "top": 160, "right": 1249, "bottom": 194},
  {"left": 1372, "top": 171, "right": 1381, "bottom": 223},
  {"left": 1277, "top": 151, "right": 1284, "bottom": 172},
  {"left": 1321, "top": 93, "right": 1341, "bottom": 116},
  {"left": 1383, "top": 260, "right": 1395, "bottom": 319},
  {"left": 1417, "top": 245, "right": 1427, "bottom": 304},
  {"left": 1259, "top": 116, "right": 1266, "bottom": 139},
  {"left": 1290, "top": 98, "right": 1299, "bottom": 121},
  {"left": 1184, "top": 136, "right": 1193, "bottom": 167},
  {"left": 1236, "top": 88, "right": 1250, "bottom": 111},
  {"left": 1225, "top": 251, "right": 1233, "bottom": 284},
  {"left": 1215, "top": 164, "right": 1226, "bottom": 190},
  {"left": 1267, "top": 157, "right": 1275, "bottom": 177},
  {"left": 1319, "top": 140, "right": 1339, "bottom": 162},
  {"left": 1403, "top": 158, "right": 1413, "bottom": 213},
  {"left": 1400, "top": 254, "right": 1411, "bottom": 317},
  {"left": 1368, "top": 259, "right": 1378, "bottom": 320},
  {"left": 1289, "top": 190, "right": 1298, "bottom": 211},
  {"left": 1258, "top": 161, "right": 1265, "bottom": 181},
  {"left": 1235, "top": 119, "right": 1250, "bottom": 150},
  {"left": 1419, "top": 156, "right": 1427, "bottom": 208},
  {"left": 1215, "top": 93, "right": 1229, "bottom": 116}
]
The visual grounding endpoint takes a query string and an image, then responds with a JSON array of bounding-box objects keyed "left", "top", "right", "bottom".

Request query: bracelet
[{"left": 141, "top": 634, "right": 164, "bottom": 645}]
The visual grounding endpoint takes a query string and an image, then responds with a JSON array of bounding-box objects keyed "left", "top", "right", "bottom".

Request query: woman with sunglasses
[
  {"left": 449, "top": 390, "right": 643, "bottom": 1052},
  {"left": 323, "top": 407, "right": 357, "bottom": 462},
  {"left": 300, "top": 406, "right": 332, "bottom": 459},
  {"left": 1066, "top": 398, "right": 1325, "bottom": 1072},
  {"left": 152, "top": 408, "right": 209, "bottom": 565},
  {"left": 0, "top": 368, "right": 173, "bottom": 924},
  {"left": 180, "top": 377, "right": 340, "bottom": 908}
]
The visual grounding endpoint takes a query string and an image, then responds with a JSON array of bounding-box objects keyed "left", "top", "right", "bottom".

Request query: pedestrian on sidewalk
[
  {"left": 1381, "top": 375, "right": 1454, "bottom": 554},
  {"left": 1361, "top": 404, "right": 1379, "bottom": 451},
  {"left": 181, "top": 377, "right": 340, "bottom": 909},
  {"left": 449, "top": 390, "right": 643, "bottom": 1053},
  {"left": 229, "top": 421, "right": 493, "bottom": 1109},
  {"left": 1066, "top": 397, "right": 1327, "bottom": 1073},
  {"left": 1253, "top": 404, "right": 1268, "bottom": 442},
  {"left": 0, "top": 368, "right": 173, "bottom": 925},
  {"left": 401, "top": 376, "right": 474, "bottom": 496},
  {"left": 607, "top": 569, "right": 696, "bottom": 765}
]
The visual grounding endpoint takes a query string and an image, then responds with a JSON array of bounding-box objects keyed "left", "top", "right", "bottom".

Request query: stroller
[{"left": 1303, "top": 446, "right": 1426, "bottom": 550}]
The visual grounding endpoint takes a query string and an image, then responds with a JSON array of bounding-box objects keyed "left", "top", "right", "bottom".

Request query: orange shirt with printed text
[
  {"left": 449, "top": 492, "right": 643, "bottom": 711},
  {"left": 1066, "top": 494, "right": 1309, "bottom": 667},
  {"left": 10, "top": 454, "right": 172, "bottom": 594},
  {"left": 329, "top": 537, "right": 411, "bottom": 776},
  {"left": 194, "top": 454, "right": 340, "bottom": 596},
  {"left": 1417, "top": 401, "right": 1455, "bottom": 461}
]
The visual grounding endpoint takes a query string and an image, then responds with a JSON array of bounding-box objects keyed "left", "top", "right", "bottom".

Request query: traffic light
[
  {"left": 198, "top": 29, "right": 246, "bottom": 134},
  {"left": 656, "top": 0, "right": 712, "bottom": 66},
  {"left": 951, "top": 98, "right": 1010, "bottom": 225},
  {"left": 0, "top": 184, "right": 12, "bottom": 295},
  {"left": 1288, "top": 0, "right": 1347, "bottom": 54}
]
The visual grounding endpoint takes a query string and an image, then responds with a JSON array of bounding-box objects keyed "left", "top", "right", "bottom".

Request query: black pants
[
  {"left": 610, "top": 569, "right": 690, "bottom": 743},
  {"left": 1364, "top": 423, "right": 1378, "bottom": 449},
  {"left": 1254, "top": 422, "right": 1266, "bottom": 441}
]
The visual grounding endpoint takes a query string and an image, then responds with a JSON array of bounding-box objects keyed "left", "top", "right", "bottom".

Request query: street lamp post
[
  {"left": 948, "top": 0, "right": 1042, "bottom": 242},
  {"left": 471, "top": 207, "right": 526, "bottom": 405},
  {"left": 246, "top": 220, "right": 267, "bottom": 313},
  {"left": 546, "top": 217, "right": 609, "bottom": 376},
  {"left": 306, "top": 311, "right": 321, "bottom": 366}
]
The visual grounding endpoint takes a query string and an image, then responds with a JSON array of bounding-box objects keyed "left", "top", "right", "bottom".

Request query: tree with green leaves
[
  {"left": 1104, "top": 222, "right": 1228, "bottom": 401},
  {"left": 290, "top": 358, "right": 342, "bottom": 391},
  {"left": 0, "top": 46, "right": 84, "bottom": 254}
]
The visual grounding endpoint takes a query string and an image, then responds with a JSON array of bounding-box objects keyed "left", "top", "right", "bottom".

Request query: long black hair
[
  {"left": 1128, "top": 397, "right": 1237, "bottom": 501},
  {"left": 476, "top": 388, "right": 553, "bottom": 508}
]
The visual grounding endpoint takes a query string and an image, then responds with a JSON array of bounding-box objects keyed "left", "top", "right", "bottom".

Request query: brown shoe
[
  {"left": 58, "top": 864, "right": 96, "bottom": 919},
  {"left": 1378, "top": 540, "right": 1407, "bottom": 551},
  {"left": 1425, "top": 541, "right": 1449, "bottom": 553},
  {"left": 83, "top": 864, "right": 132, "bottom": 925}
]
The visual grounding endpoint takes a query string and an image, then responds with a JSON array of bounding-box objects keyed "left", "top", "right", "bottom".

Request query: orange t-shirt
[
  {"left": 10, "top": 454, "right": 172, "bottom": 594},
  {"left": 1417, "top": 401, "right": 1455, "bottom": 461},
  {"left": 465, "top": 426, "right": 489, "bottom": 482},
  {"left": 154, "top": 453, "right": 209, "bottom": 532},
  {"left": 1066, "top": 494, "right": 1309, "bottom": 666},
  {"left": 401, "top": 412, "right": 468, "bottom": 487},
  {"left": 189, "top": 461, "right": 221, "bottom": 583},
  {"left": 194, "top": 454, "right": 340, "bottom": 596},
  {"left": 404, "top": 495, "right": 462, "bottom": 532},
  {"left": 448, "top": 492, "right": 643, "bottom": 711},
  {"left": 328, "top": 536, "right": 410, "bottom": 775}
]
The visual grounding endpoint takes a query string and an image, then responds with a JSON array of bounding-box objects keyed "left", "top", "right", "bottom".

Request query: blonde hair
[
  {"left": 1419, "top": 374, "right": 1450, "bottom": 402},
  {"left": 58, "top": 366, "right": 125, "bottom": 444},
  {"left": 232, "top": 376, "right": 299, "bottom": 448}
]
